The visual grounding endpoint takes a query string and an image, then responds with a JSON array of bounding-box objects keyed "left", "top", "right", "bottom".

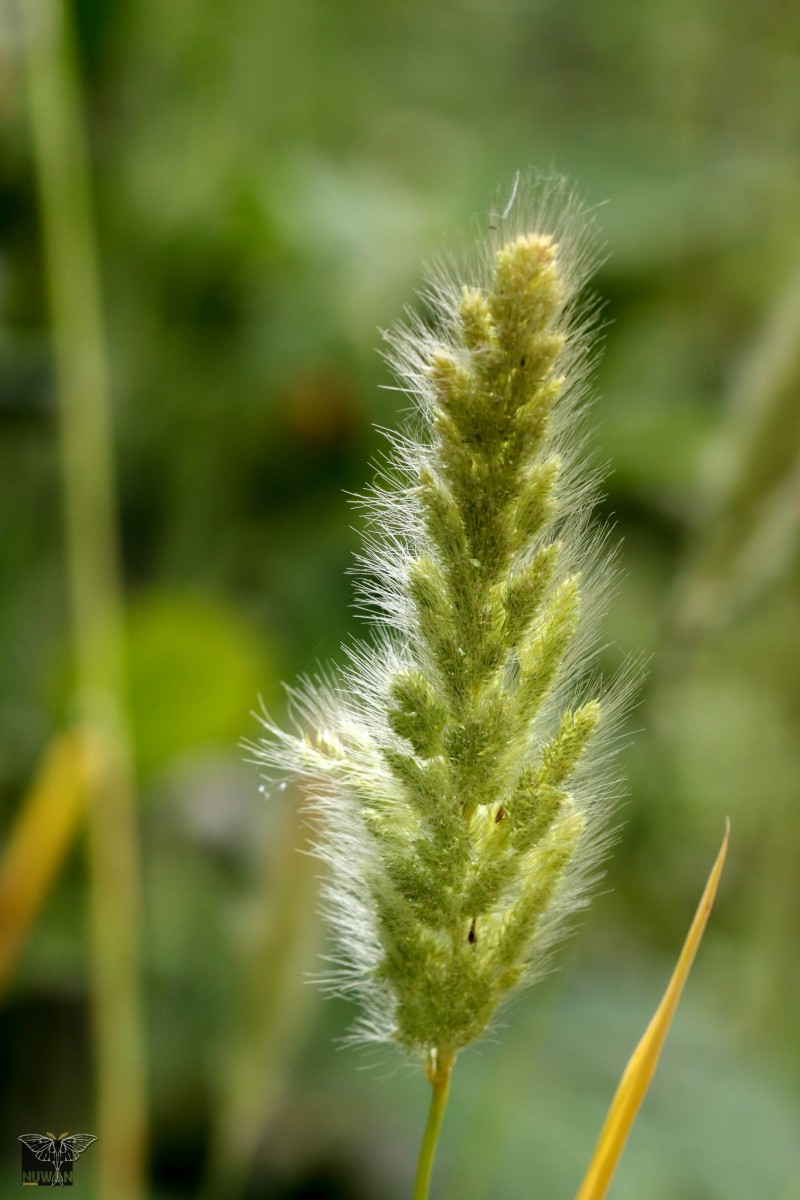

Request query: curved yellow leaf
[
  {"left": 0, "top": 731, "right": 91, "bottom": 997},
  {"left": 574, "top": 823, "right": 729, "bottom": 1200}
]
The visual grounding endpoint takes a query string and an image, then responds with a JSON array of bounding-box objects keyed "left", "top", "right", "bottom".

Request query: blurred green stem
[
  {"left": 413, "top": 1053, "right": 454, "bottom": 1200},
  {"left": 665, "top": 256, "right": 800, "bottom": 663},
  {"left": 201, "top": 794, "right": 320, "bottom": 1200},
  {"left": 18, "top": 3, "right": 147, "bottom": 1200}
]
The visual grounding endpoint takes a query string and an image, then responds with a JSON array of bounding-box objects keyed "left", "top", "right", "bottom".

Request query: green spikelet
[{"left": 257, "top": 177, "right": 625, "bottom": 1067}]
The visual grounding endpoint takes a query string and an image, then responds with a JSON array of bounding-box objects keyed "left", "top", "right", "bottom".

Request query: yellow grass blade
[
  {"left": 574, "top": 823, "right": 730, "bottom": 1200},
  {"left": 0, "top": 731, "right": 91, "bottom": 996}
]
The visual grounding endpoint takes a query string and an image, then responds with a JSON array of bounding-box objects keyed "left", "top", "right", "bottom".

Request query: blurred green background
[{"left": 1, "top": 0, "right": 799, "bottom": 1197}]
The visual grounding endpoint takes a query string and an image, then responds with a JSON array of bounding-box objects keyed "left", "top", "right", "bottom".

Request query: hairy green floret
[{"left": 256, "top": 178, "right": 626, "bottom": 1068}]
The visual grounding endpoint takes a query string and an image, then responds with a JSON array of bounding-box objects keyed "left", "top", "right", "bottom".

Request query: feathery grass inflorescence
[{"left": 257, "top": 177, "right": 627, "bottom": 1075}]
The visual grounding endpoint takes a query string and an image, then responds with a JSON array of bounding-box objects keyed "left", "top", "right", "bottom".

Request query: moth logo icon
[{"left": 18, "top": 1133, "right": 96, "bottom": 1187}]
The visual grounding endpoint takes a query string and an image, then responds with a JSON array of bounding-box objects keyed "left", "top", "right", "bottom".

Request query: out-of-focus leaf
[
  {"left": 670, "top": 261, "right": 800, "bottom": 651},
  {"left": 573, "top": 824, "right": 729, "bottom": 1200},
  {"left": 0, "top": 731, "right": 90, "bottom": 996},
  {"left": 201, "top": 786, "right": 321, "bottom": 1200},
  {"left": 126, "top": 590, "right": 274, "bottom": 779}
]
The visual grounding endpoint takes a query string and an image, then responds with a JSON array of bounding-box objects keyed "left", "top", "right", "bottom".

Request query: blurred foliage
[
  {"left": 125, "top": 589, "right": 273, "bottom": 780},
  {"left": 1, "top": 0, "right": 799, "bottom": 1196}
]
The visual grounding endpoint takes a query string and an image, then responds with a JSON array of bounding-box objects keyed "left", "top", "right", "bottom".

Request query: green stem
[
  {"left": 412, "top": 1051, "right": 455, "bottom": 1200},
  {"left": 18, "top": 3, "right": 147, "bottom": 1199}
]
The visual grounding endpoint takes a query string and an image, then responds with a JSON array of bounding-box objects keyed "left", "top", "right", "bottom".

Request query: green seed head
[{"left": 257, "top": 175, "right": 629, "bottom": 1066}]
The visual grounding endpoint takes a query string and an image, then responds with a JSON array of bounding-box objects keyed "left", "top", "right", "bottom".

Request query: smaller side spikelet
[{"left": 256, "top": 176, "right": 629, "bottom": 1066}]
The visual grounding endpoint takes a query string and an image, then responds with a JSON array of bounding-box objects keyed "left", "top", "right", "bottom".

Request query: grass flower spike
[{"left": 257, "top": 177, "right": 627, "bottom": 1188}]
